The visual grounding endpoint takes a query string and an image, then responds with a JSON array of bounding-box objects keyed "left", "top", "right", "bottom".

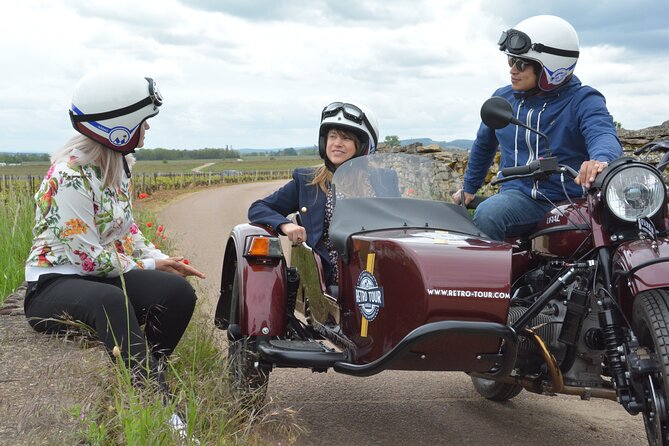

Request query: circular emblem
[
  {"left": 355, "top": 270, "right": 384, "bottom": 321},
  {"left": 108, "top": 127, "right": 131, "bottom": 146},
  {"left": 548, "top": 68, "right": 569, "bottom": 85}
]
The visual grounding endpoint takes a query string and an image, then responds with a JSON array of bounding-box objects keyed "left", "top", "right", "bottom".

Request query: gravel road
[{"left": 159, "top": 181, "right": 648, "bottom": 446}]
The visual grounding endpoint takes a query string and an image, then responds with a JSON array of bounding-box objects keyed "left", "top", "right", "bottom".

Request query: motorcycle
[{"left": 215, "top": 96, "right": 669, "bottom": 445}]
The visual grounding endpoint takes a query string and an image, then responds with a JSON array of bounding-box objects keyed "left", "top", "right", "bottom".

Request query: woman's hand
[
  {"left": 575, "top": 160, "right": 608, "bottom": 188},
  {"left": 155, "top": 257, "right": 206, "bottom": 278},
  {"left": 279, "top": 223, "right": 307, "bottom": 244},
  {"left": 451, "top": 189, "right": 475, "bottom": 206}
]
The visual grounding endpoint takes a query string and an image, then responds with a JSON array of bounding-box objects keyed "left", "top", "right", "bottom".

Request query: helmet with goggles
[
  {"left": 319, "top": 101, "right": 379, "bottom": 171},
  {"left": 69, "top": 70, "right": 163, "bottom": 155},
  {"left": 498, "top": 15, "right": 579, "bottom": 92}
]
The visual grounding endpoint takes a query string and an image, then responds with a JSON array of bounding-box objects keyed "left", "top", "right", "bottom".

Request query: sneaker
[{"left": 168, "top": 413, "right": 200, "bottom": 445}]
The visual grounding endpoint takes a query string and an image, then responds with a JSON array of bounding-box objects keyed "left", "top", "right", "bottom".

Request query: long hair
[
  {"left": 310, "top": 128, "right": 359, "bottom": 193},
  {"left": 51, "top": 134, "right": 135, "bottom": 189}
]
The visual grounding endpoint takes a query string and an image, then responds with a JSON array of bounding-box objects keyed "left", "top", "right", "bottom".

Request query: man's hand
[
  {"left": 575, "top": 160, "right": 608, "bottom": 188},
  {"left": 279, "top": 222, "right": 307, "bottom": 244},
  {"left": 452, "top": 189, "right": 476, "bottom": 206},
  {"left": 155, "top": 257, "right": 206, "bottom": 278}
]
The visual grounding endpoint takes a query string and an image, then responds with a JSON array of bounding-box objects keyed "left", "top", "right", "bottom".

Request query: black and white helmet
[
  {"left": 69, "top": 70, "right": 163, "bottom": 154},
  {"left": 318, "top": 101, "right": 379, "bottom": 170},
  {"left": 498, "top": 15, "right": 580, "bottom": 92}
]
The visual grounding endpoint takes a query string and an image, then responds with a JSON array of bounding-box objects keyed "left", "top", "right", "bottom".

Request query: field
[{"left": 0, "top": 155, "right": 320, "bottom": 176}]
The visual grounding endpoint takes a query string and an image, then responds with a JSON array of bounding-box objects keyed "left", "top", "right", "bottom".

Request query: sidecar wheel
[
  {"left": 633, "top": 290, "right": 669, "bottom": 446},
  {"left": 470, "top": 376, "right": 523, "bottom": 401},
  {"left": 227, "top": 267, "right": 270, "bottom": 406}
]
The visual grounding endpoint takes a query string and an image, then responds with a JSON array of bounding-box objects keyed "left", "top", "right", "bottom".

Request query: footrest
[
  {"left": 258, "top": 339, "right": 347, "bottom": 368},
  {"left": 269, "top": 339, "right": 331, "bottom": 352}
]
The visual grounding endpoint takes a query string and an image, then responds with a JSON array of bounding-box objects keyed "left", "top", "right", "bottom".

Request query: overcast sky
[{"left": 1, "top": 0, "right": 667, "bottom": 153}]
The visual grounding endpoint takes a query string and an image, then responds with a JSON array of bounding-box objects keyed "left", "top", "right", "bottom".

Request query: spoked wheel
[
  {"left": 633, "top": 290, "right": 669, "bottom": 445},
  {"left": 470, "top": 376, "right": 523, "bottom": 401},
  {"left": 227, "top": 268, "right": 270, "bottom": 406}
]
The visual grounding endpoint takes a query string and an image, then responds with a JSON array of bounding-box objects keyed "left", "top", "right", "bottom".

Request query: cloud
[{"left": 0, "top": 0, "right": 667, "bottom": 153}]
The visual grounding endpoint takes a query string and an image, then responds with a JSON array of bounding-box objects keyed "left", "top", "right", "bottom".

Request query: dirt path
[
  {"left": 0, "top": 286, "right": 109, "bottom": 445},
  {"left": 158, "top": 182, "right": 649, "bottom": 446},
  {"left": 191, "top": 162, "right": 215, "bottom": 173}
]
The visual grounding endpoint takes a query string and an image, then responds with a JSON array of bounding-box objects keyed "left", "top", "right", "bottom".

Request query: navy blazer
[{"left": 248, "top": 168, "right": 332, "bottom": 279}]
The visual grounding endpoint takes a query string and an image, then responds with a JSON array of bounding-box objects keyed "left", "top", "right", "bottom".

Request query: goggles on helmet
[
  {"left": 321, "top": 102, "right": 377, "bottom": 146},
  {"left": 498, "top": 28, "right": 580, "bottom": 58},
  {"left": 70, "top": 77, "right": 162, "bottom": 124},
  {"left": 322, "top": 102, "right": 367, "bottom": 123}
]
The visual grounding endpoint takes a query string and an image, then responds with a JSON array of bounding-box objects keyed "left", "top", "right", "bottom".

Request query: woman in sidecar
[{"left": 247, "top": 101, "right": 381, "bottom": 287}]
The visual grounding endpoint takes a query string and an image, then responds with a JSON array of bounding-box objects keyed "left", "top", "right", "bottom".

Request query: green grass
[
  {"left": 0, "top": 183, "right": 35, "bottom": 303},
  {"left": 0, "top": 192, "right": 301, "bottom": 444}
]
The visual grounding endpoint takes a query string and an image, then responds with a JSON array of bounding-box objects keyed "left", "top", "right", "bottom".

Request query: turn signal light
[{"left": 246, "top": 236, "right": 283, "bottom": 258}]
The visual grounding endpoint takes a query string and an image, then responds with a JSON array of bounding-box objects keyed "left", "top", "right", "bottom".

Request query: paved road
[{"left": 160, "top": 181, "right": 648, "bottom": 446}]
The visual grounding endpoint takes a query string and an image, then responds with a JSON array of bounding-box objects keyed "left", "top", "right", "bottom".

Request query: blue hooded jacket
[{"left": 463, "top": 75, "right": 622, "bottom": 201}]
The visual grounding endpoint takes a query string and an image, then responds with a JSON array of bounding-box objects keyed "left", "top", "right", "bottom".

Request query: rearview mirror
[{"left": 480, "top": 96, "right": 514, "bottom": 130}]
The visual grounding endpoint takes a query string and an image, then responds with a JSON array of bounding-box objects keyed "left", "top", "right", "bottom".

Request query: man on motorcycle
[{"left": 453, "top": 15, "right": 622, "bottom": 241}]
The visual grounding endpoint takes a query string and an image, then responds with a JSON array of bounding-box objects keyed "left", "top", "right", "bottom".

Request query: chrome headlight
[{"left": 604, "top": 165, "right": 666, "bottom": 222}]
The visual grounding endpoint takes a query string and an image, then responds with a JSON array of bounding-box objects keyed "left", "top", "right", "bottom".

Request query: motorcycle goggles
[
  {"left": 507, "top": 56, "right": 532, "bottom": 71},
  {"left": 498, "top": 28, "right": 580, "bottom": 58},
  {"left": 70, "top": 77, "right": 162, "bottom": 124},
  {"left": 322, "top": 102, "right": 367, "bottom": 124}
]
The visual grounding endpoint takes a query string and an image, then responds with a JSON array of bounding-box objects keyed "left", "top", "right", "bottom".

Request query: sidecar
[{"left": 215, "top": 153, "right": 519, "bottom": 394}]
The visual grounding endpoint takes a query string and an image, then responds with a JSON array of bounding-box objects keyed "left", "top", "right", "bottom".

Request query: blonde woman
[{"left": 23, "top": 71, "right": 205, "bottom": 399}]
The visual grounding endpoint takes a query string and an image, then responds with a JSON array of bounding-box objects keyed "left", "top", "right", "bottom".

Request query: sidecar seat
[{"left": 329, "top": 197, "right": 489, "bottom": 257}]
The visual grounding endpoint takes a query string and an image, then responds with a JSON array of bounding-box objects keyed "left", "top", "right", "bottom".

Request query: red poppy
[
  {"left": 138, "top": 193, "right": 149, "bottom": 199},
  {"left": 157, "top": 225, "right": 164, "bottom": 233},
  {"left": 146, "top": 222, "right": 153, "bottom": 228},
  {"left": 183, "top": 259, "right": 190, "bottom": 265}
]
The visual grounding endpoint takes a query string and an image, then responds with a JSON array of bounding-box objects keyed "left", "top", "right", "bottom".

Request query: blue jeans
[{"left": 473, "top": 189, "right": 555, "bottom": 241}]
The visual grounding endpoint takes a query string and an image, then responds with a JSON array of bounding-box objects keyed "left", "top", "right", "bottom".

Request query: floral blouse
[{"left": 25, "top": 159, "right": 167, "bottom": 281}]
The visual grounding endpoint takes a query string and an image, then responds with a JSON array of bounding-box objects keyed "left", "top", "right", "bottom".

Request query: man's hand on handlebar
[
  {"left": 575, "top": 160, "right": 608, "bottom": 188},
  {"left": 452, "top": 189, "right": 476, "bottom": 206}
]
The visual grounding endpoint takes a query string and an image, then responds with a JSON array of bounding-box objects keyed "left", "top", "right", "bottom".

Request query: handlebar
[
  {"left": 633, "top": 140, "right": 669, "bottom": 156},
  {"left": 492, "top": 157, "right": 578, "bottom": 186}
]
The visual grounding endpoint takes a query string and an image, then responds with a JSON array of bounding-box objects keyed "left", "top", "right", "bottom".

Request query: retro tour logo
[{"left": 355, "top": 270, "right": 384, "bottom": 321}]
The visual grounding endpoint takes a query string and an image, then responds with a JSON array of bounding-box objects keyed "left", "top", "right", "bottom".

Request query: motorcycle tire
[
  {"left": 227, "top": 265, "right": 270, "bottom": 407},
  {"left": 470, "top": 376, "right": 523, "bottom": 401},
  {"left": 633, "top": 289, "right": 669, "bottom": 446}
]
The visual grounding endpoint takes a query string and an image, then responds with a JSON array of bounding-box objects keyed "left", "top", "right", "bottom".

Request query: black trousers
[{"left": 24, "top": 270, "right": 197, "bottom": 377}]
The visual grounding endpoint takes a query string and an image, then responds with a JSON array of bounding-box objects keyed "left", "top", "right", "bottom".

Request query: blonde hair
[
  {"left": 310, "top": 128, "right": 360, "bottom": 193},
  {"left": 51, "top": 134, "right": 135, "bottom": 189}
]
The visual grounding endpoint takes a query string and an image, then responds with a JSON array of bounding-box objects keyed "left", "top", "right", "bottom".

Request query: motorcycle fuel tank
[
  {"left": 339, "top": 229, "right": 513, "bottom": 372},
  {"left": 530, "top": 201, "right": 592, "bottom": 258}
]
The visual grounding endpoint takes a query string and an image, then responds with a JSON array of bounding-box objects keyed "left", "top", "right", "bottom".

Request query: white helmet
[
  {"left": 498, "top": 15, "right": 580, "bottom": 92},
  {"left": 318, "top": 101, "right": 379, "bottom": 171},
  {"left": 69, "top": 70, "right": 163, "bottom": 154}
]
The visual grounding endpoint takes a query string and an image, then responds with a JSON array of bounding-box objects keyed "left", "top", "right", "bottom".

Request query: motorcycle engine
[{"left": 509, "top": 278, "right": 607, "bottom": 386}]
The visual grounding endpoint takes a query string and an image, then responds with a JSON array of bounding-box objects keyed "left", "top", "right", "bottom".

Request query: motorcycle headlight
[{"left": 604, "top": 165, "right": 665, "bottom": 222}]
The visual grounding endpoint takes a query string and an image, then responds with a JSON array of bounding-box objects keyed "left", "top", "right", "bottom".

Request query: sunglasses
[{"left": 508, "top": 56, "right": 532, "bottom": 71}]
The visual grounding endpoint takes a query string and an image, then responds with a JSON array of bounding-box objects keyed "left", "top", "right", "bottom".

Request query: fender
[
  {"left": 215, "top": 223, "right": 288, "bottom": 336},
  {"left": 613, "top": 237, "right": 669, "bottom": 315}
]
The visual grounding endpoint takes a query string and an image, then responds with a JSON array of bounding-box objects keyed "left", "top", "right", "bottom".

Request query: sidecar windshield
[
  {"left": 331, "top": 152, "right": 460, "bottom": 201},
  {"left": 329, "top": 153, "right": 487, "bottom": 255}
]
